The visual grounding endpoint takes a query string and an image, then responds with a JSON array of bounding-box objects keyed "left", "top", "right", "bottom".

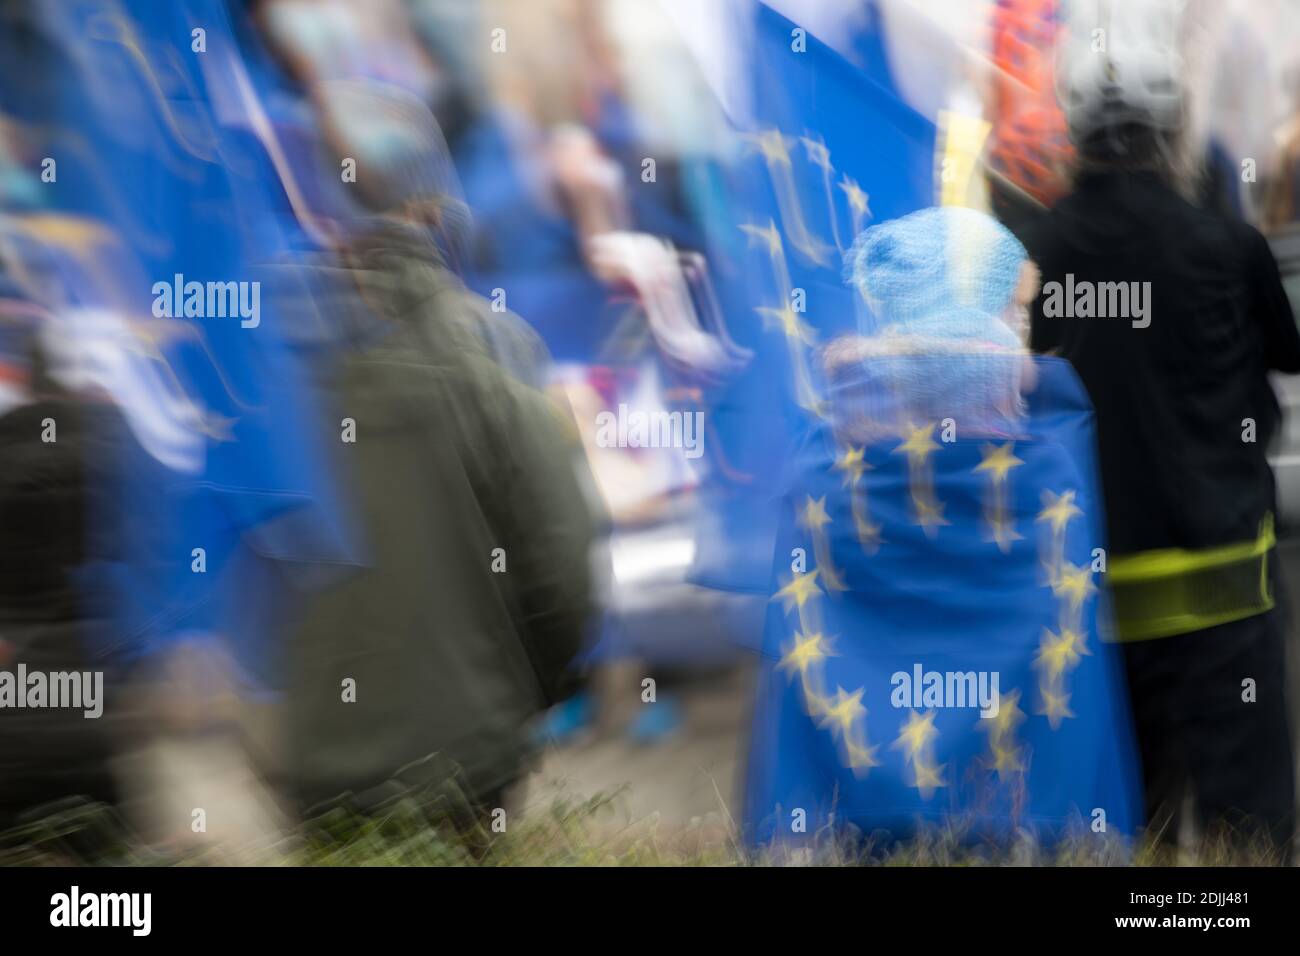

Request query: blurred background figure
[
  {"left": 267, "top": 211, "right": 599, "bottom": 829},
  {"left": 0, "top": 313, "right": 127, "bottom": 832},
  {"left": 1027, "top": 0, "right": 1300, "bottom": 857}
]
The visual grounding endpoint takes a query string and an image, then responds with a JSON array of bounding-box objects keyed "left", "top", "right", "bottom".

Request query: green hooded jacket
[{"left": 280, "top": 222, "right": 598, "bottom": 809}]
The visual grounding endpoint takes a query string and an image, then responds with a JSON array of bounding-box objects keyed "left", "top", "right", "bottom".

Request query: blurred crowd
[{"left": 2, "top": 0, "right": 1300, "bottom": 862}]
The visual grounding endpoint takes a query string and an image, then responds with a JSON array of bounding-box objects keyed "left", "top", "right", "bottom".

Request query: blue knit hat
[
  {"left": 844, "top": 206, "right": 1028, "bottom": 333},
  {"left": 833, "top": 207, "right": 1030, "bottom": 437}
]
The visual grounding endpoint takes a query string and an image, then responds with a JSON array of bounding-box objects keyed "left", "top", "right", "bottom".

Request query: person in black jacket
[
  {"left": 0, "top": 336, "right": 127, "bottom": 831},
  {"left": 1026, "top": 22, "right": 1300, "bottom": 858}
]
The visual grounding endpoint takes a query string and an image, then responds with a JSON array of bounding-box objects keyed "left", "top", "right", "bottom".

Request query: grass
[{"left": 0, "top": 787, "right": 1289, "bottom": 866}]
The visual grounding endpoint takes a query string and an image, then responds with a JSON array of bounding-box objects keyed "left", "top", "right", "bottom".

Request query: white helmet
[{"left": 1056, "top": 0, "right": 1187, "bottom": 144}]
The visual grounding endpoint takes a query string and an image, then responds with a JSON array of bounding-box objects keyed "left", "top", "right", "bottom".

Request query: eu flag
[
  {"left": 743, "top": 356, "right": 1142, "bottom": 848},
  {"left": 690, "top": 1, "right": 936, "bottom": 597},
  {"left": 0, "top": 0, "right": 359, "bottom": 680}
]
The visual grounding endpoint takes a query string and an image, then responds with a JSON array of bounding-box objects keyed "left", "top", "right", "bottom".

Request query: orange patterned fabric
[{"left": 988, "top": 0, "right": 1074, "bottom": 205}]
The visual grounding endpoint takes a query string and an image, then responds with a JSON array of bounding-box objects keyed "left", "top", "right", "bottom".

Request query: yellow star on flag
[
  {"left": 1039, "top": 685, "right": 1076, "bottom": 729},
  {"left": 749, "top": 129, "right": 794, "bottom": 167},
  {"left": 772, "top": 570, "right": 822, "bottom": 615},
  {"left": 846, "top": 739, "right": 882, "bottom": 772},
  {"left": 975, "top": 442, "right": 1024, "bottom": 483},
  {"left": 801, "top": 135, "right": 832, "bottom": 171},
  {"left": 756, "top": 304, "right": 816, "bottom": 346},
  {"left": 798, "top": 495, "right": 833, "bottom": 532},
  {"left": 833, "top": 446, "right": 868, "bottom": 486},
  {"left": 990, "top": 741, "right": 1025, "bottom": 779},
  {"left": 1034, "top": 627, "right": 1088, "bottom": 679},
  {"left": 894, "top": 423, "right": 940, "bottom": 465},
  {"left": 980, "top": 689, "right": 1026, "bottom": 742},
  {"left": 911, "top": 759, "right": 947, "bottom": 797},
  {"left": 778, "top": 630, "right": 832, "bottom": 676},
  {"left": 838, "top": 175, "right": 871, "bottom": 219},
  {"left": 739, "top": 220, "right": 784, "bottom": 258},
  {"left": 1053, "top": 562, "right": 1097, "bottom": 611},
  {"left": 893, "top": 709, "right": 939, "bottom": 760},
  {"left": 817, "top": 686, "right": 867, "bottom": 739},
  {"left": 1036, "top": 489, "right": 1082, "bottom": 535}
]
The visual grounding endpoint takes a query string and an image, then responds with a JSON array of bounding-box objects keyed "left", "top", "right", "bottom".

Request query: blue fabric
[
  {"left": 0, "top": 0, "right": 360, "bottom": 680},
  {"left": 689, "top": 1, "right": 937, "bottom": 596},
  {"left": 743, "top": 356, "right": 1142, "bottom": 847}
]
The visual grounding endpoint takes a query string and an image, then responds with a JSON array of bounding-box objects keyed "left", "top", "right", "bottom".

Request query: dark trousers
[{"left": 1121, "top": 589, "right": 1296, "bottom": 859}]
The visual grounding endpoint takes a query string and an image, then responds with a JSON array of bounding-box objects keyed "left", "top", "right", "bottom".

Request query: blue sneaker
[
  {"left": 626, "top": 695, "right": 683, "bottom": 744},
  {"left": 533, "top": 692, "right": 593, "bottom": 747}
]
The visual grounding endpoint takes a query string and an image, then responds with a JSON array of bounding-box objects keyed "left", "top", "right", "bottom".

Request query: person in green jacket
[{"left": 274, "top": 215, "right": 601, "bottom": 834}]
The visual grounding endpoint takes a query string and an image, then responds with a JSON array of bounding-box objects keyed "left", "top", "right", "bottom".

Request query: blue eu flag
[
  {"left": 743, "top": 356, "right": 1142, "bottom": 848},
  {"left": 691, "top": 1, "right": 936, "bottom": 596}
]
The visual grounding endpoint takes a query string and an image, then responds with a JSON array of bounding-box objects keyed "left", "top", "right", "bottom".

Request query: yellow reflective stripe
[
  {"left": 1107, "top": 520, "right": 1276, "bottom": 641},
  {"left": 1108, "top": 514, "right": 1275, "bottom": 583},
  {"left": 1111, "top": 597, "right": 1275, "bottom": 643}
]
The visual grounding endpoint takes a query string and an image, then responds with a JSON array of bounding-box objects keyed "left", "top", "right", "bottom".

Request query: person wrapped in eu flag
[{"left": 743, "top": 207, "right": 1142, "bottom": 853}]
